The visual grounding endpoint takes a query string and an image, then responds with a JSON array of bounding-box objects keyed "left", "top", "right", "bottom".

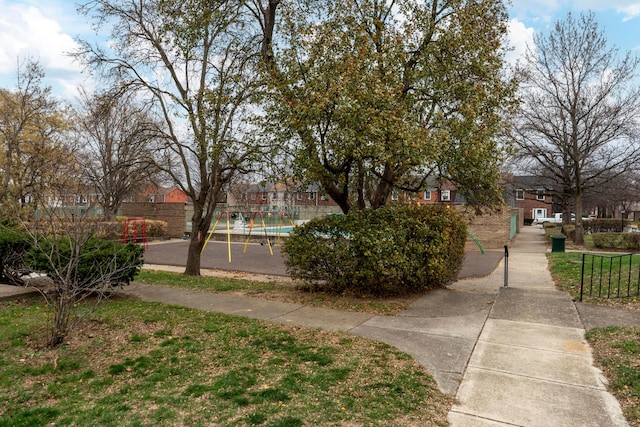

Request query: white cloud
[
  {"left": 505, "top": 19, "right": 536, "bottom": 66},
  {"left": 618, "top": 4, "right": 640, "bottom": 21},
  {"left": 0, "top": 1, "right": 90, "bottom": 98}
]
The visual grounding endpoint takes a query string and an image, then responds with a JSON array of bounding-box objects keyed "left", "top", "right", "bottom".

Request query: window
[
  {"left": 251, "top": 193, "right": 256, "bottom": 200},
  {"left": 296, "top": 193, "right": 302, "bottom": 200},
  {"left": 440, "top": 190, "right": 451, "bottom": 202},
  {"left": 308, "top": 192, "right": 316, "bottom": 200},
  {"left": 516, "top": 189, "right": 524, "bottom": 200},
  {"left": 261, "top": 192, "right": 267, "bottom": 200},
  {"left": 424, "top": 191, "right": 432, "bottom": 201},
  {"left": 391, "top": 190, "right": 399, "bottom": 201},
  {"left": 409, "top": 192, "right": 416, "bottom": 200},
  {"left": 536, "top": 190, "right": 545, "bottom": 201}
]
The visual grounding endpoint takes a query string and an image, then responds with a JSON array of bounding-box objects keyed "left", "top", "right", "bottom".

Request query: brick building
[{"left": 503, "top": 175, "right": 556, "bottom": 222}]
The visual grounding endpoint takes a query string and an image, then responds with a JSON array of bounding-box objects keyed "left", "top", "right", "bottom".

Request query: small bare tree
[{"left": 4, "top": 184, "right": 144, "bottom": 347}]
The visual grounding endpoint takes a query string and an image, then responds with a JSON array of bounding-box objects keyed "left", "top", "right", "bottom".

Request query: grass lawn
[
  {"left": 135, "top": 270, "right": 418, "bottom": 316},
  {"left": 0, "top": 297, "right": 452, "bottom": 427},
  {"left": 548, "top": 252, "right": 640, "bottom": 426}
]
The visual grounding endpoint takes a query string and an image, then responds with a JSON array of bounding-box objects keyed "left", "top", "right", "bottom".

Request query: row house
[
  {"left": 227, "top": 181, "right": 339, "bottom": 213},
  {"left": 137, "top": 185, "right": 190, "bottom": 204},
  {"left": 391, "top": 179, "right": 461, "bottom": 205},
  {"left": 503, "top": 175, "right": 557, "bottom": 221}
]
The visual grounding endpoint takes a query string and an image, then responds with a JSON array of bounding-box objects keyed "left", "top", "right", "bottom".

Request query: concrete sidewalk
[{"left": 448, "top": 226, "right": 627, "bottom": 426}]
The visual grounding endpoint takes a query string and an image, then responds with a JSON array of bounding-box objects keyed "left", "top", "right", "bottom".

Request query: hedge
[
  {"left": 592, "top": 232, "right": 640, "bottom": 251},
  {"left": 583, "top": 219, "right": 628, "bottom": 233},
  {"left": 1, "top": 224, "right": 144, "bottom": 288},
  {"left": 282, "top": 204, "right": 467, "bottom": 297},
  {"left": 25, "top": 238, "right": 144, "bottom": 288}
]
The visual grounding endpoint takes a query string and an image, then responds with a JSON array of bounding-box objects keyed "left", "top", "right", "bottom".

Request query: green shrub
[
  {"left": 0, "top": 227, "right": 31, "bottom": 285},
  {"left": 282, "top": 204, "right": 467, "bottom": 297},
  {"left": 562, "top": 224, "right": 576, "bottom": 241},
  {"left": 592, "top": 233, "right": 619, "bottom": 249},
  {"left": 584, "top": 219, "right": 628, "bottom": 234},
  {"left": 621, "top": 233, "right": 640, "bottom": 251},
  {"left": 25, "top": 238, "right": 144, "bottom": 288},
  {"left": 590, "top": 232, "right": 640, "bottom": 250}
]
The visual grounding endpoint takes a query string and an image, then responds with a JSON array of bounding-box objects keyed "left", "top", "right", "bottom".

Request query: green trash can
[{"left": 551, "top": 235, "right": 566, "bottom": 252}]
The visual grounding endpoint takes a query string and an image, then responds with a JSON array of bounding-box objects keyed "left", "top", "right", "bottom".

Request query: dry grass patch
[
  {"left": 586, "top": 326, "right": 640, "bottom": 426},
  {"left": 0, "top": 297, "right": 452, "bottom": 426}
]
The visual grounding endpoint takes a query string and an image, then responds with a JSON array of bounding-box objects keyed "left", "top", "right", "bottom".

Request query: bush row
[
  {"left": 0, "top": 226, "right": 144, "bottom": 288},
  {"left": 97, "top": 219, "right": 167, "bottom": 240},
  {"left": 583, "top": 219, "right": 629, "bottom": 233},
  {"left": 23, "top": 218, "right": 167, "bottom": 241},
  {"left": 592, "top": 233, "right": 640, "bottom": 251},
  {"left": 282, "top": 204, "right": 467, "bottom": 297}
]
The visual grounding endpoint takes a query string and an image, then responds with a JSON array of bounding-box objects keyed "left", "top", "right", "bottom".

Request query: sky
[{"left": 0, "top": 0, "right": 638, "bottom": 101}]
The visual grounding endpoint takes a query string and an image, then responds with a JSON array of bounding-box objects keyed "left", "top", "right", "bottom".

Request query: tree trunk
[
  {"left": 49, "top": 290, "right": 71, "bottom": 347},
  {"left": 185, "top": 222, "right": 206, "bottom": 276},
  {"left": 370, "top": 166, "right": 394, "bottom": 209},
  {"left": 574, "top": 191, "right": 585, "bottom": 245}
]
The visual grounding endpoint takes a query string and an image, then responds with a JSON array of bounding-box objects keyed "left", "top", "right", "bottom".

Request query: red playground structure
[{"left": 122, "top": 217, "right": 148, "bottom": 250}]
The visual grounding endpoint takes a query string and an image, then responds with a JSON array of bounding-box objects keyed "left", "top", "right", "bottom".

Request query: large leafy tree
[
  {"left": 0, "top": 60, "right": 74, "bottom": 218},
  {"left": 514, "top": 12, "right": 640, "bottom": 244},
  {"left": 251, "top": 0, "right": 517, "bottom": 213},
  {"left": 73, "top": 87, "right": 164, "bottom": 220},
  {"left": 78, "top": 0, "right": 266, "bottom": 275}
]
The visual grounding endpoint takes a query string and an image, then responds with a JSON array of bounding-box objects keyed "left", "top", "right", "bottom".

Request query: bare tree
[
  {"left": 0, "top": 59, "right": 72, "bottom": 217},
  {"left": 513, "top": 12, "right": 640, "bottom": 244},
  {"left": 73, "top": 87, "right": 164, "bottom": 220},
  {"left": 77, "top": 0, "right": 266, "bottom": 275}
]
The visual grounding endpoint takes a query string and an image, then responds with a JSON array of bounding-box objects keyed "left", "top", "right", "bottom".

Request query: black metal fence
[{"left": 580, "top": 253, "right": 640, "bottom": 301}]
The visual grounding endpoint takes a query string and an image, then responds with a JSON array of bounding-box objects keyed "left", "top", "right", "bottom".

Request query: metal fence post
[{"left": 504, "top": 245, "right": 509, "bottom": 288}]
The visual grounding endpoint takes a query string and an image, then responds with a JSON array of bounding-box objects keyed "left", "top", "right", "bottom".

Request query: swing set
[{"left": 201, "top": 210, "right": 295, "bottom": 262}]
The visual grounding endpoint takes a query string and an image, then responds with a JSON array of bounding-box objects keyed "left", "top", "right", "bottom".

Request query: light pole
[{"left": 621, "top": 209, "right": 626, "bottom": 232}]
